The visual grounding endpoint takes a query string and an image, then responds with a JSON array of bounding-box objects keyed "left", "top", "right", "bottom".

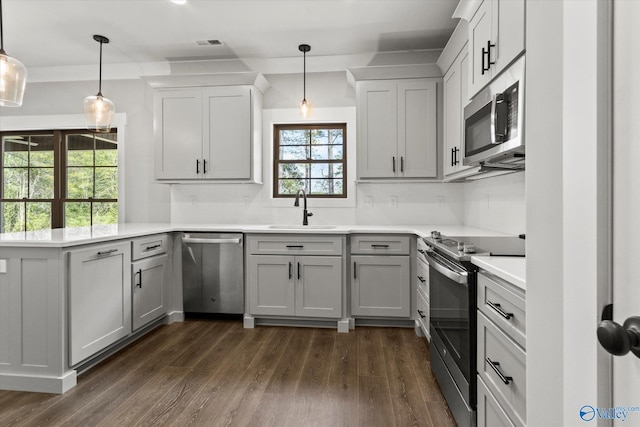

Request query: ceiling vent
[{"left": 195, "top": 39, "right": 223, "bottom": 46}]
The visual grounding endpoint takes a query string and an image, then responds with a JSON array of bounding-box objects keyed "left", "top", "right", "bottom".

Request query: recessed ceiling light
[{"left": 171, "top": 0, "right": 187, "bottom": 4}]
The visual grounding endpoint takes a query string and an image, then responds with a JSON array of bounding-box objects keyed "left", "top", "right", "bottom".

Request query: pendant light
[
  {"left": 84, "top": 35, "right": 115, "bottom": 132},
  {"left": 0, "top": 0, "right": 27, "bottom": 107},
  {"left": 298, "top": 44, "right": 311, "bottom": 117}
]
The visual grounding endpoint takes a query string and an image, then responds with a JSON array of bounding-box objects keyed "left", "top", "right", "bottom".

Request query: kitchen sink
[{"left": 267, "top": 225, "right": 337, "bottom": 230}]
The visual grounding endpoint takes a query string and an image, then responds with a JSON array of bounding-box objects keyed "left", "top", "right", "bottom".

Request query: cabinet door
[
  {"left": 247, "top": 255, "right": 295, "bottom": 316},
  {"left": 69, "top": 241, "right": 131, "bottom": 366},
  {"left": 469, "top": 0, "right": 494, "bottom": 97},
  {"left": 132, "top": 254, "right": 167, "bottom": 331},
  {"left": 494, "top": 0, "right": 525, "bottom": 75},
  {"left": 203, "top": 86, "right": 252, "bottom": 179},
  {"left": 397, "top": 80, "right": 437, "bottom": 178},
  {"left": 295, "top": 256, "right": 342, "bottom": 318},
  {"left": 154, "top": 89, "right": 203, "bottom": 179},
  {"left": 357, "top": 80, "right": 398, "bottom": 178},
  {"left": 351, "top": 255, "right": 410, "bottom": 317},
  {"left": 443, "top": 60, "right": 462, "bottom": 176}
]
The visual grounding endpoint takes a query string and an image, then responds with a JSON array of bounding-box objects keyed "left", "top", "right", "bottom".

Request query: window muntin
[{"left": 273, "top": 124, "right": 346, "bottom": 198}]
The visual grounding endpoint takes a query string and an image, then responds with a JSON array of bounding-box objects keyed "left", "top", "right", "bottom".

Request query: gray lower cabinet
[
  {"left": 351, "top": 255, "right": 411, "bottom": 317},
  {"left": 246, "top": 234, "right": 344, "bottom": 320},
  {"left": 247, "top": 255, "right": 342, "bottom": 318},
  {"left": 131, "top": 234, "right": 169, "bottom": 331},
  {"left": 132, "top": 254, "right": 168, "bottom": 331},
  {"left": 68, "top": 241, "right": 132, "bottom": 366},
  {"left": 477, "top": 270, "right": 526, "bottom": 427}
]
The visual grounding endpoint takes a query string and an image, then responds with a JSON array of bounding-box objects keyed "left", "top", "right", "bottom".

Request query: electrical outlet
[
  {"left": 0, "top": 259, "right": 6, "bottom": 274},
  {"left": 485, "top": 194, "right": 491, "bottom": 208},
  {"left": 242, "top": 196, "right": 250, "bottom": 206},
  {"left": 437, "top": 196, "right": 445, "bottom": 207},
  {"left": 190, "top": 196, "right": 198, "bottom": 206},
  {"left": 363, "top": 196, "right": 374, "bottom": 208},
  {"left": 390, "top": 196, "right": 398, "bottom": 208}
]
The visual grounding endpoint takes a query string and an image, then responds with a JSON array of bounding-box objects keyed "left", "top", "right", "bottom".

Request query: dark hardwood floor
[{"left": 0, "top": 319, "right": 456, "bottom": 427}]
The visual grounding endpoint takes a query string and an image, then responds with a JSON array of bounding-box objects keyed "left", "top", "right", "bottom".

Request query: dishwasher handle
[{"left": 182, "top": 236, "right": 242, "bottom": 244}]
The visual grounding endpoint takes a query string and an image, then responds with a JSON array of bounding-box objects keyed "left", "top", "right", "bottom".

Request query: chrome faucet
[{"left": 294, "top": 189, "right": 313, "bottom": 226}]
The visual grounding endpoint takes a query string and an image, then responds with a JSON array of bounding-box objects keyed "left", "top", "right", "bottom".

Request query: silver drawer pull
[
  {"left": 486, "top": 358, "right": 513, "bottom": 385},
  {"left": 145, "top": 244, "right": 162, "bottom": 250},
  {"left": 487, "top": 301, "right": 514, "bottom": 320},
  {"left": 97, "top": 249, "right": 118, "bottom": 256}
]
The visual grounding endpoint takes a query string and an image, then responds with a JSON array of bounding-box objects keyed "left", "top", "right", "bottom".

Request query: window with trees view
[
  {"left": 273, "top": 123, "right": 346, "bottom": 198},
  {"left": 1, "top": 130, "right": 118, "bottom": 233}
]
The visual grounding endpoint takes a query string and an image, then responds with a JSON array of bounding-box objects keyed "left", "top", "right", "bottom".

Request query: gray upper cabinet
[
  {"left": 356, "top": 79, "right": 438, "bottom": 179},
  {"left": 468, "top": 0, "right": 525, "bottom": 97},
  {"left": 154, "top": 85, "right": 262, "bottom": 182}
]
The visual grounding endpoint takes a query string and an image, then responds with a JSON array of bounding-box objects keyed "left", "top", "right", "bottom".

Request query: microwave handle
[{"left": 490, "top": 93, "right": 508, "bottom": 144}]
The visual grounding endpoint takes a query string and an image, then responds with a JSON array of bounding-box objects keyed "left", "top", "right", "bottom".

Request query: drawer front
[
  {"left": 478, "top": 272, "right": 526, "bottom": 348},
  {"left": 416, "top": 255, "right": 429, "bottom": 297},
  {"left": 248, "top": 235, "right": 343, "bottom": 256},
  {"left": 478, "top": 312, "right": 526, "bottom": 427},
  {"left": 132, "top": 234, "right": 169, "bottom": 261},
  {"left": 416, "top": 286, "right": 430, "bottom": 339},
  {"left": 477, "top": 376, "right": 519, "bottom": 427},
  {"left": 350, "top": 235, "right": 411, "bottom": 255}
]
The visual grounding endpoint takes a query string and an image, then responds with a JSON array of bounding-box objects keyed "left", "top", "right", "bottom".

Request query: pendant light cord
[
  {"left": 0, "top": 0, "right": 5, "bottom": 52},
  {"left": 303, "top": 50, "right": 306, "bottom": 101},
  {"left": 98, "top": 39, "right": 103, "bottom": 95}
]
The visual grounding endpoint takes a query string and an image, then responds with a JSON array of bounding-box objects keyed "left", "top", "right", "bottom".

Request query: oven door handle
[{"left": 425, "top": 252, "right": 468, "bottom": 284}]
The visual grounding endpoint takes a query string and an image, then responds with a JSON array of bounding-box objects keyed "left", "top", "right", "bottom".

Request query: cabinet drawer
[
  {"left": 416, "top": 255, "right": 429, "bottom": 297},
  {"left": 478, "top": 312, "right": 526, "bottom": 427},
  {"left": 477, "top": 376, "right": 519, "bottom": 427},
  {"left": 416, "top": 286, "right": 430, "bottom": 339},
  {"left": 350, "top": 235, "right": 410, "bottom": 255},
  {"left": 248, "top": 235, "right": 343, "bottom": 256},
  {"left": 478, "top": 271, "right": 526, "bottom": 348},
  {"left": 132, "top": 234, "right": 169, "bottom": 261}
]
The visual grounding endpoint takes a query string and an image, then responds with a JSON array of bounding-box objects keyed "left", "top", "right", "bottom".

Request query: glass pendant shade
[
  {"left": 0, "top": 51, "right": 26, "bottom": 106},
  {"left": 84, "top": 93, "right": 115, "bottom": 132},
  {"left": 300, "top": 98, "right": 310, "bottom": 117}
]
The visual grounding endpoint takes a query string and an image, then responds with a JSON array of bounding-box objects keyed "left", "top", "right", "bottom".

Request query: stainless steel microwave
[{"left": 463, "top": 55, "right": 525, "bottom": 169}]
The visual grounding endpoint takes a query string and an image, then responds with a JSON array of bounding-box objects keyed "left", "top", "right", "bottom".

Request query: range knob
[{"left": 431, "top": 231, "right": 441, "bottom": 240}]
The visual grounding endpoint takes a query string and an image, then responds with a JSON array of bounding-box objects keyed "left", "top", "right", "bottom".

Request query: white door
[
  {"left": 295, "top": 256, "right": 342, "bottom": 318},
  {"left": 608, "top": 2, "right": 640, "bottom": 424}
]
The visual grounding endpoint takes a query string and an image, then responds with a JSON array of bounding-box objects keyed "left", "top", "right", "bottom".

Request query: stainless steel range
[{"left": 423, "top": 231, "right": 524, "bottom": 427}]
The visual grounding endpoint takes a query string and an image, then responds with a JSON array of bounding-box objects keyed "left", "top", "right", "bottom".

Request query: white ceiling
[{"left": 3, "top": 0, "right": 459, "bottom": 79}]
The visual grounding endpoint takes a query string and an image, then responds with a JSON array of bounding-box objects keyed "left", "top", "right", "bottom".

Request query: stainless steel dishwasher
[{"left": 181, "top": 233, "right": 244, "bottom": 315}]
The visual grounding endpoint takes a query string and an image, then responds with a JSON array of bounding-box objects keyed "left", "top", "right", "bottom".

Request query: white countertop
[
  {"left": 471, "top": 255, "right": 526, "bottom": 290},
  {"left": 0, "top": 222, "right": 525, "bottom": 288},
  {"left": 0, "top": 223, "right": 508, "bottom": 248}
]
